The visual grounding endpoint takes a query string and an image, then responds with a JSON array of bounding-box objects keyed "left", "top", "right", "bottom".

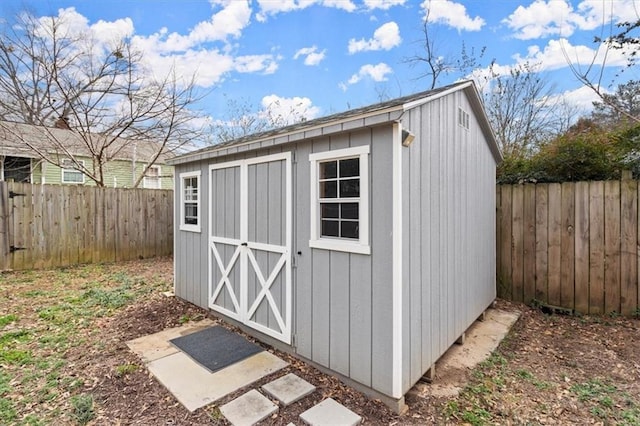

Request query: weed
[
  {"left": 115, "top": 364, "right": 138, "bottom": 377},
  {"left": 0, "top": 397, "right": 17, "bottom": 424},
  {"left": 81, "top": 285, "right": 133, "bottom": 310},
  {"left": 207, "top": 406, "right": 224, "bottom": 421},
  {"left": 516, "top": 369, "right": 534, "bottom": 380},
  {"left": 0, "top": 349, "right": 32, "bottom": 365},
  {"left": 0, "top": 329, "right": 31, "bottom": 344},
  {"left": 461, "top": 407, "right": 491, "bottom": 425},
  {"left": 178, "top": 314, "right": 191, "bottom": 324},
  {"left": 570, "top": 379, "right": 616, "bottom": 402},
  {"left": 70, "top": 393, "right": 95, "bottom": 425},
  {"left": 0, "top": 314, "right": 17, "bottom": 327}
]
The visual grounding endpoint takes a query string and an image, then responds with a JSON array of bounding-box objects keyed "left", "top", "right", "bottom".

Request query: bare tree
[
  {"left": 0, "top": 9, "right": 205, "bottom": 187},
  {"left": 405, "top": 2, "right": 485, "bottom": 89},
  {"left": 212, "top": 95, "right": 309, "bottom": 144},
  {"left": 483, "top": 62, "right": 563, "bottom": 157},
  {"left": 562, "top": 2, "right": 640, "bottom": 125}
]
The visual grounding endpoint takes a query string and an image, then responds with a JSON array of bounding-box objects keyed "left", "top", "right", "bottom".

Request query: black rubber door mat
[{"left": 170, "top": 326, "right": 263, "bottom": 373}]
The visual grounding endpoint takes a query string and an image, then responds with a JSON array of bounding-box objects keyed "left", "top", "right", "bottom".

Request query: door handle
[{"left": 241, "top": 242, "right": 248, "bottom": 246}]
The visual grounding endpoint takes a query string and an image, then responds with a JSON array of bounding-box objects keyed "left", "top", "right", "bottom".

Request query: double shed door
[{"left": 208, "top": 152, "right": 292, "bottom": 344}]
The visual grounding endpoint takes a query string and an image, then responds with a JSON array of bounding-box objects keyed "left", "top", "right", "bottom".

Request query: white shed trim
[{"left": 391, "top": 122, "right": 403, "bottom": 398}]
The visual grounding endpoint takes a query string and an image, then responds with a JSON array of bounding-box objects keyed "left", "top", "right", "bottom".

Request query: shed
[{"left": 168, "top": 80, "right": 502, "bottom": 411}]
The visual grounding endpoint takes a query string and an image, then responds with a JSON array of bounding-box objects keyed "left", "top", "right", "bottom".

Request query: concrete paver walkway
[{"left": 126, "top": 320, "right": 287, "bottom": 412}]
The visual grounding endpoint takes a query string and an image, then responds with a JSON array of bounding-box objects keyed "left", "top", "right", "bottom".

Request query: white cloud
[
  {"left": 363, "top": 0, "right": 406, "bottom": 10},
  {"left": 234, "top": 54, "right": 280, "bottom": 74},
  {"left": 348, "top": 22, "right": 401, "bottom": 54},
  {"left": 293, "top": 46, "right": 326, "bottom": 66},
  {"left": 260, "top": 94, "right": 321, "bottom": 123},
  {"left": 342, "top": 63, "right": 393, "bottom": 89},
  {"left": 142, "top": 0, "right": 251, "bottom": 52},
  {"left": 256, "top": 0, "right": 356, "bottom": 22},
  {"left": 548, "top": 85, "right": 604, "bottom": 112},
  {"left": 420, "top": 0, "right": 485, "bottom": 31},
  {"left": 503, "top": 0, "right": 640, "bottom": 41}
]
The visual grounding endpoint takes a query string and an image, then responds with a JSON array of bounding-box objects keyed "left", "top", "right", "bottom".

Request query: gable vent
[{"left": 458, "top": 107, "right": 470, "bottom": 130}]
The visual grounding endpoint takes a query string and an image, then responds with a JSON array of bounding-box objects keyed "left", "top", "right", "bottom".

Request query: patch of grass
[
  {"left": 81, "top": 285, "right": 134, "bottom": 310},
  {"left": 515, "top": 368, "right": 552, "bottom": 390},
  {"left": 0, "top": 314, "right": 17, "bottom": 327},
  {"left": 461, "top": 407, "right": 491, "bottom": 425},
  {"left": 0, "top": 329, "right": 31, "bottom": 344},
  {"left": 570, "top": 379, "right": 616, "bottom": 402},
  {"left": 0, "top": 349, "right": 32, "bottom": 365},
  {"left": 0, "top": 397, "right": 17, "bottom": 424},
  {"left": 70, "top": 393, "right": 95, "bottom": 425},
  {"left": 115, "top": 363, "right": 138, "bottom": 377}
]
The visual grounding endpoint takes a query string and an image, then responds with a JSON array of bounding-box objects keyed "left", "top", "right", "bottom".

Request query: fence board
[
  {"left": 560, "top": 183, "right": 575, "bottom": 308},
  {"left": 535, "top": 185, "right": 549, "bottom": 303},
  {"left": 0, "top": 182, "right": 173, "bottom": 271},
  {"left": 523, "top": 184, "right": 537, "bottom": 304},
  {"left": 574, "top": 182, "right": 590, "bottom": 314},
  {"left": 511, "top": 185, "right": 524, "bottom": 302},
  {"left": 604, "top": 181, "right": 621, "bottom": 314},
  {"left": 589, "top": 182, "right": 605, "bottom": 314},
  {"left": 498, "top": 185, "right": 512, "bottom": 298},
  {"left": 547, "top": 183, "right": 562, "bottom": 306},
  {"left": 619, "top": 179, "right": 637, "bottom": 315}
]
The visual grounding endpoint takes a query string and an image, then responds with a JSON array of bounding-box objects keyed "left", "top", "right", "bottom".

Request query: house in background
[
  {"left": 168, "top": 81, "right": 502, "bottom": 412},
  {"left": 0, "top": 121, "right": 174, "bottom": 189}
]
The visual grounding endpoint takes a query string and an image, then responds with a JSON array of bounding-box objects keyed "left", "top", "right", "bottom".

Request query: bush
[{"left": 497, "top": 123, "right": 640, "bottom": 183}]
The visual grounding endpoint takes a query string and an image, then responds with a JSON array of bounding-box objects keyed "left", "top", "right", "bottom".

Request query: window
[
  {"left": 143, "top": 165, "right": 161, "bottom": 189},
  {"left": 61, "top": 159, "right": 84, "bottom": 184},
  {"left": 180, "top": 171, "right": 201, "bottom": 232},
  {"left": 309, "top": 146, "right": 370, "bottom": 254}
]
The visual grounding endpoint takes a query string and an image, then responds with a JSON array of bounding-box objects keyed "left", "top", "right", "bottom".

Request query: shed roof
[
  {"left": 169, "top": 80, "right": 501, "bottom": 165},
  {"left": 0, "top": 121, "right": 173, "bottom": 163}
]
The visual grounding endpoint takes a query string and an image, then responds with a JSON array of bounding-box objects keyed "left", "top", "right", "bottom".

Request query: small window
[
  {"left": 143, "top": 165, "right": 161, "bottom": 189},
  {"left": 458, "top": 107, "right": 470, "bottom": 130},
  {"left": 309, "top": 146, "right": 370, "bottom": 254},
  {"left": 180, "top": 171, "right": 201, "bottom": 232},
  {"left": 61, "top": 159, "right": 85, "bottom": 184}
]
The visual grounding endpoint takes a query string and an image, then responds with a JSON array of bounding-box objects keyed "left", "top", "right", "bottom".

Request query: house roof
[
  {"left": 169, "top": 80, "right": 501, "bottom": 166},
  {"left": 0, "top": 121, "right": 172, "bottom": 163}
]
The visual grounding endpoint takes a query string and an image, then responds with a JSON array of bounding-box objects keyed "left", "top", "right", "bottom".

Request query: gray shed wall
[{"left": 400, "top": 89, "right": 498, "bottom": 393}]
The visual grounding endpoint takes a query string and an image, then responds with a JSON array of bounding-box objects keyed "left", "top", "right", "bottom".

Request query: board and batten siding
[
  {"left": 400, "top": 90, "right": 497, "bottom": 393},
  {"left": 293, "top": 126, "right": 395, "bottom": 397}
]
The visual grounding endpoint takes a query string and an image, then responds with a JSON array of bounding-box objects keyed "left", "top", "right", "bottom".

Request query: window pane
[
  {"left": 341, "top": 203, "right": 359, "bottom": 219},
  {"left": 321, "top": 220, "right": 339, "bottom": 237},
  {"left": 63, "top": 171, "right": 83, "bottom": 183},
  {"left": 339, "top": 158, "right": 359, "bottom": 177},
  {"left": 321, "top": 203, "right": 339, "bottom": 219},
  {"left": 341, "top": 221, "right": 359, "bottom": 239},
  {"left": 319, "top": 161, "right": 337, "bottom": 179},
  {"left": 339, "top": 179, "right": 359, "bottom": 197},
  {"left": 320, "top": 181, "right": 337, "bottom": 198},
  {"left": 185, "top": 203, "right": 198, "bottom": 225}
]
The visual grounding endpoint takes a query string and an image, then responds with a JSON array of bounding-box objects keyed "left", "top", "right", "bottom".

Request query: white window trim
[
  {"left": 61, "top": 159, "right": 85, "bottom": 184},
  {"left": 143, "top": 164, "right": 162, "bottom": 189},
  {"left": 309, "top": 145, "right": 370, "bottom": 255},
  {"left": 180, "top": 170, "right": 201, "bottom": 233}
]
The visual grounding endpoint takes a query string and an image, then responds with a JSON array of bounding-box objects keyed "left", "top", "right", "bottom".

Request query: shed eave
[{"left": 168, "top": 108, "right": 404, "bottom": 165}]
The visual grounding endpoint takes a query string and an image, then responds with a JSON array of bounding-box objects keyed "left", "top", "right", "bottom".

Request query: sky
[{"left": 1, "top": 0, "right": 639, "bottom": 128}]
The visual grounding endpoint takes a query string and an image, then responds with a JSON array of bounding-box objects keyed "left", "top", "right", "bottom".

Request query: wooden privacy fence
[
  {"left": 0, "top": 181, "right": 173, "bottom": 271},
  {"left": 497, "top": 178, "right": 640, "bottom": 316}
]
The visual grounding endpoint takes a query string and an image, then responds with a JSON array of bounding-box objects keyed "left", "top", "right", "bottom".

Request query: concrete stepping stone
[
  {"left": 299, "top": 398, "right": 362, "bottom": 426},
  {"left": 262, "top": 373, "right": 316, "bottom": 406},
  {"left": 220, "top": 389, "right": 278, "bottom": 426}
]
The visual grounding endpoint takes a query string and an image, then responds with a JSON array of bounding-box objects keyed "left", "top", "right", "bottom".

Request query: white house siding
[{"left": 400, "top": 88, "right": 498, "bottom": 393}]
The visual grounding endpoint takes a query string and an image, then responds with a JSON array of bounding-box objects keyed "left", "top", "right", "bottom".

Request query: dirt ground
[{"left": 1, "top": 257, "right": 639, "bottom": 425}]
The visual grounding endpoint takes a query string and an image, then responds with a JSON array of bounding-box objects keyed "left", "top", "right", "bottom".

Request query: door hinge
[
  {"left": 291, "top": 150, "right": 297, "bottom": 164},
  {"left": 8, "top": 191, "right": 26, "bottom": 199},
  {"left": 9, "top": 245, "right": 26, "bottom": 253},
  {"left": 291, "top": 254, "right": 297, "bottom": 268}
]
